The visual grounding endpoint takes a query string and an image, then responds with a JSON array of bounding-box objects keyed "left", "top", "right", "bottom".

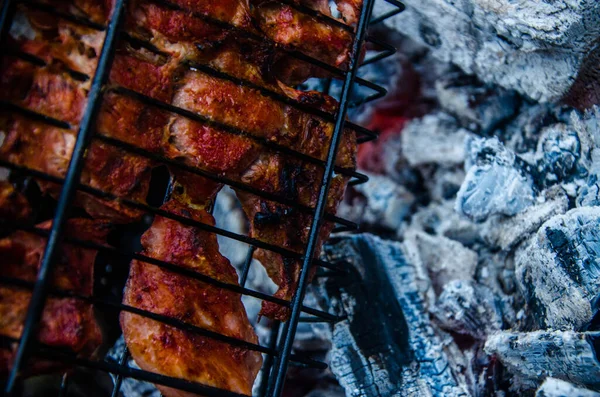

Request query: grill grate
[{"left": 0, "top": 0, "right": 404, "bottom": 395}]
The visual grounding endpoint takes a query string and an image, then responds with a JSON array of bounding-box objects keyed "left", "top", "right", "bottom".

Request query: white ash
[
  {"left": 484, "top": 330, "right": 600, "bottom": 388},
  {"left": 515, "top": 207, "right": 600, "bottom": 331},
  {"left": 426, "top": 166, "right": 466, "bottom": 204},
  {"left": 320, "top": 45, "right": 600, "bottom": 395},
  {"left": 338, "top": 172, "right": 415, "bottom": 231},
  {"left": 403, "top": 230, "right": 478, "bottom": 297},
  {"left": 377, "top": 0, "right": 600, "bottom": 103},
  {"left": 456, "top": 136, "right": 536, "bottom": 222},
  {"left": 213, "top": 186, "right": 249, "bottom": 267},
  {"left": 536, "top": 378, "right": 600, "bottom": 397},
  {"left": 407, "top": 200, "right": 480, "bottom": 245},
  {"left": 576, "top": 107, "right": 600, "bottom": 206},
  {"left": 435, "top": 72, "right": 519, "bottom": 134},
  {"left": 432, "top": 280, "right": 515, "bottom": 341},
  {"left": 535, "top": 124, "right": 582, "bottom": 185},
  {"left": 401, "top": 112, "right": 471, "bottom": 167},
  {"left": 480, "top": 187, "right": 569, "bottom": 251}
]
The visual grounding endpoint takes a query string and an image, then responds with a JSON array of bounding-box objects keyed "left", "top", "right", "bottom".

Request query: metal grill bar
[
  {"left": 18, "top": 0, "right": 384, "bottom": 98},
  {"left": 362, "top": 37, "right": 397, "bottom": 67},
  {"left": 3, "top": 0, "right": 128, "bottom": 392},
  {"left": 0, "top": 222, "right": 343, "bottom": 321},
  {"left": 2, "top": 334, "right": 251, "bottom": 397},
  {"left": 0, "top": 159, "right": 348, "bottom": 278},
  {"left": 0, "top": 0, "right": 403, "bottom": 394},
  {"left": 58, "top": 373, "right": 69, "bottom": 397},
  {"left": 266, "top": 0, "right": 378, "bottom": 394},
  {"left": 0, "top": 99, "right": 363, "bottom": 227},
  {"left": 370, "top": 0, "right": 405, "bottom": 25},
  {"left": 258, "top": 321, "right": 281, "bottom": 397},
  {"left": 109, "top": 349, "right": 130, "bottom": 397},
  {"left": 275, "top": 0, "right": 354, "bottom": 33}
]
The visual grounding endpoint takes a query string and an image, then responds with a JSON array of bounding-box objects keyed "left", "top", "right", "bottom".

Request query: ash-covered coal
[
  {"left": 377, "top": 0, "right": 600, "bottom": 104},
  {"left": 456, "top": 136, "right": 536, "bottom": 222},
  {"left": 484, "top": 330, "right": 600, "bottom": 388},
  {"left": 316, "top": 234, "right": 471, "bottom": 397},
  {"left": 536, "top": 378, "right": 600, "bottom": 397},
  {"left": 515, "top": 207, "right": 600, "bottom": 331},
  {"left": 313, "top": 20, "right": 600, "bottom": 394}
]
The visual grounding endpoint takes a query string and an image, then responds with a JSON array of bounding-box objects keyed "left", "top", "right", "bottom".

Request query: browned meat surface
[
  {"left": 0, "top": 58, "right": 88, "bottom": 126},
  {"left": 0, "top": 114, "right": 153, "bottom": 222},
  {"left": 0, "top": 182, "right": 32, "bottom": 223},
  {"left": 99, "top": 45, "right": 356, "bottom": 320},
  {"left": 237, "top": 155, "right": 349, "bottom": 319},
  {"left": 2, "top": 0, "right": 362, "bottom": 392},
  {"left": 0, "top": 218, "right": 108, "bottom": 376},
  {"left": 9, "top": 6, "right": 105, "bottom": 77},
  {"left": 121, "top": 198, "right": 262, "bottom": 396},
  {"left": 251, "top": 1, "right": 354, "bottom": 69}
]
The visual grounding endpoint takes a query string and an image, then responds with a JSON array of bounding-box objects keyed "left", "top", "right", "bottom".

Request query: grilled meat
[
  {"left": 251, "top": 1, "right": 354, "bottom": 69},
  {"left": 0, "top": 182, "right": 32, "bottom": 223},
  {"left": 0, "top": 113, "right": 153, "bottom": 222},
  {"left": 99, "top": 46, "right": 356, "bottom": 320},
  {"left": 125, "top": 0, "right": 355, "bottom": 75},
  {"left": 121, "top": 198, "right": 262, "bottom": 396},
  {"left": 9, "top": 6, "right": 105, "bottom": 76},
  {"left": 237, "top": 155, "right": 349, "bottom": 319},
  {"left": 2, "top": 0, "right": 361, "bottom": 393},
  {"left": 0, "top": 218, "right": 107, "bottom": 376}
]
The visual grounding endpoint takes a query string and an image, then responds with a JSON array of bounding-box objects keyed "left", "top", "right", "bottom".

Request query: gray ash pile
[{"left": 309, "top": 2, "right": 600, "bottom": 396}]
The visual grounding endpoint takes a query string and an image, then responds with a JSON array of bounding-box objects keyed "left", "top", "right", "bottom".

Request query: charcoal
[
  {"left": 501, "top": 103, "right": 558, "bottom": 155},
  {"left": 435, "top": 72, "right": 519, "bottom": 134},
  {"left": 404, "top": 231, "right": 478, "bottom": 296},
  {"left": 304, "top": 383, "right": 347, "bottom": 397},
  {"left": 484, "top": 330, "right": 600, "bottom": 388},
  {"left": 401, "top": 112, "right": 472, "bottom": 167},
  {"left": 578, "top": 175, "right": 600, "bottom": 207},
  {"left": 536, "top": 378, "right": 600, "bottom": 397},
  {"left": 475, "top": 249, "right": 516, "bottom": 298},
  {"left": 480, "top": 187, "right": 569, "bottom": 251},
  {"left": 576, "top": 107, "right": 600, "bottom": 206},
  {"left": 408, "top": 200, "right": 480, "bottom": 246},
  {"left": 456, "top": 137, "right": 536, "bottom": 222},
  {"left": 536, "top": 124, "right": 582, "bottom": 185},
  {"left": 432, "top": 280, "right": 514, "bottom": 340},
  {"left": 425, "top": 167, "right": 466, "bottom": 203},
  {"left": 515, "top": 207, "right": 600, "bottom": 330},
  {"left": 317, "top": 234, "right": 471, "bottom": 397},
  {"left": 377, "top": 0, "right": 600, "bottom": 103}
]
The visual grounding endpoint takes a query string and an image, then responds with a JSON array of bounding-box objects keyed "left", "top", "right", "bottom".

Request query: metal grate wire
[{"left": 0, "top": 0, "right": 404, "bottom": 395}]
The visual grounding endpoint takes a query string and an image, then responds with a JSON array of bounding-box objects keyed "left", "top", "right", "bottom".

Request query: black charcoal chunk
[{"left": 317, "top": 234, "right": 470, "bottom": 397}]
